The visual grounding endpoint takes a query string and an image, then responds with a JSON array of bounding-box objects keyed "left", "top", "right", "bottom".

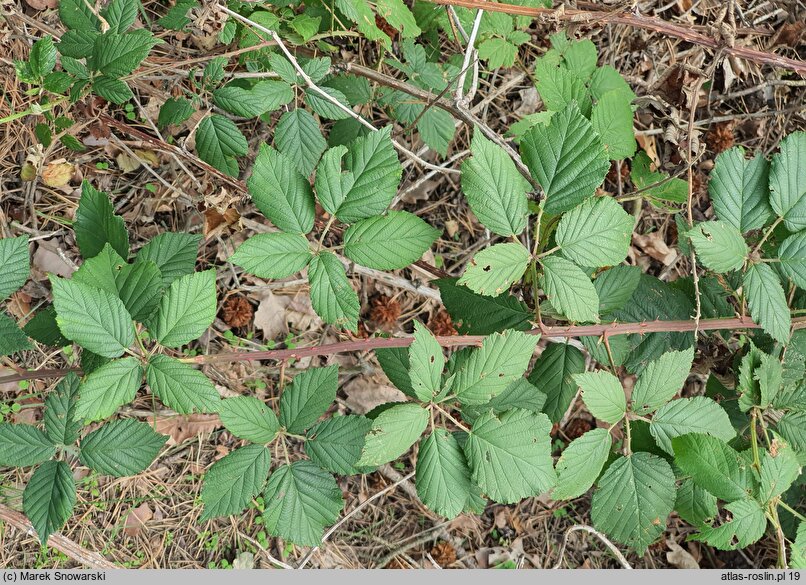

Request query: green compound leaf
[
  {"left": 200, "top": 444, "right": 271, "bottom": 520},
  {"left": 573, "top": 370, "right": 626, "bottom": 424},
  {"left": 375, "top": 347, "right": 414, "bottom": 398},
  {"left": 792, "top": 522, "right": 806, "bottom": 568},
  {"left": 196, "top": 114, "right": 248, "bottom": 177},
  {"left": 769, "top": 131, "right": 806, "bottom": 232},
  {"left": 555, "top": 197, "right": 633, "bottom": 267},
  {"left": 248, "top": 144, "right": 316, "bottom": 234},
  {"left": 408, "top": 322, "right": 445, "bottom": 402},
  {"left": 59, "top": 0, "right": 100, "bottom": 31},
  {"left": 92, "top": 30, "right": 158, "bottom": 77},
  {"left": 464, "top": 408, "right": 555, "bottom": 504},
  {"left": 314, "top": 145, "right": 353, "bottom": 217},
  {"left": 135, "top": 232, "right": 201, "bottom": 287},
  {"left": 74, "top": 357, "right": 143, "bottom": 422},
  {"left": 452, "top": 330, "right": 539, "bottom": 405},
  {"left": 778, "top": 231, "right": 806, "bottom": 288},
  {"left": 305, "top": 414, "right": 372, "bottom": 475},
  {"left": 44, "top": 372, "right": 82, "bottom": 445},
  {"left": 458, "top": 242, "right": 530, "bottom": 298},
  {"left": 213, "top": 80, "right": 293, "bottom": 119},
  {"left": 336, "top": 127, "right": 402, "bottom": 223},
  {"left": 709, "top": 147, "right": 772, "bottom": 233},
  {"left": 435, "top": 278, "right": 531, "bottom": 335},
  {"left": 275, "top": 109, "right": 327, "bottom": 179},
  {"left": 218, "top": 396, "right": 280, "bottom": 444},
  {"left": 114, "top": 260, "right": 163, "bottom": 323},
  {"left": 688, "top": 221, "right": 748, "bottom": 274},
  {"left": 540, "top": 255, "right": 599, "bottom": 323},
  {"left": 0, "top": 235, "right": 29, "bottom": 299},
  {"left": 304, "top": 86, "right": 352, "bottom": 121},
  {"left": 528, "top": 341, "right": 586, "bottom": 423},
  {"left": 229, "top": 233, "right": 312, "bottom": 279},
  {"left": 649, "top": 397, "right": 735, "bottom": 454},
  {"left": 520, "top": 102, "right": 609, "bottom": 214},
  {"left": 279, "top": 365, "right": 338, "bottom": 434},
  {"left": 630, "top": 347, "right": 694, "bottom": 415},
  {"left": 0, "top": 312, "right": 31, "bottom": 356},
  {"left": 759, "top": 441, "right": 801, "bottom": 503},
  {"left": 23, "top": 460, "right": 76, "bottom": 544},
  {"left": 74, "top": 181, "right": 129, "bottom": 260},
  {"left": 0, "top": 424, "right": 55, "bottom": 467},
  {"left": 91, "top": 76, "right": 133, "bottom": 104},
  {"left": 158, "top": 97, "right": 194, "bottom": 129},
  {"left": 691, "top": 498, "right": 767, "bottom": 550},
  {"left": 591, "top": 452, "right": 676, "bottom": 555},
  {"left": 357, "top": 403, "right": 429, "bottom": 467},
  {"left": 552, "top": 427, "right": 611, "bottom": 500},
  {"left": 343, "top": 211, "right": 440, "bottom": 270},
  {"left": 262, "top": 461, "right": 343, "bottom": 546},
  {"left": 79, "top": 419, "right": 166, "bottom": 477},
  {"left": 146, "top": 355, "right": 220, "bottom": 415},
  {"left": 102, "top": 0, "right": 139, "bottom": 33},
  {"left": 535, "top": 64, "right": 591, "bottom": 116},
  {"left": 675, "top": 478, "right": 718, "bottom": 528},
  {"left": 151, "top": 269, "right": 217, "bottom": 348},
  {"left": 50, "top": 276, "right": 135, "bottom": 358},
  {"left": 591, "top": 90, "right": 636, "bottom": 160},
  {"left": 460, "top": 131, "right": 529, "bottom": 237},
  {"left": 742, "top": 263, "right": 791, "bottom": 344},
  {"left": 416, "top": 429, "right": 474, "bottom": 519},
  {"left": 672, "top": 434, "right": 751, "bottom": 502},
  {"left": 594, "top": 265, "right": 642, "bottom": 314},
  {"left": 308, "top": 252, "right": 360, "bottom": 332}
]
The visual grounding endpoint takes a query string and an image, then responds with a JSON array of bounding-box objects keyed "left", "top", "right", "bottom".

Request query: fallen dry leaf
[
  {"left": 155, "top": 414, "right": 220, "bottom": 445},
  {"left": 124, "top": 503, "right": 154, "bottom": 537},
  {"left": 42, "top": 162, "right": 74, "bottom": 187},
  {"left": 666, "top": 540, "right": 699, "bottom": 568},
  {"left": 343, "top": 376, "right": 406, "bottom": 414},
  {"left": 632, "top": 232, "right": 677, "bottom": 266}
]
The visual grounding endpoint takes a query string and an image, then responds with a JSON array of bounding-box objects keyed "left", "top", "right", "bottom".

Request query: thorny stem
[
  {"left": 432, "top": 403, "right": 470, "bottom": 433},
  {"left": 767, "top": 505, "right": 788, "bottom": 568},
  {"left": 750, "top": 408, "right": 762, "bottom": 472},
  {"left": 750, "top": 216, "right": 783, "bottom": 258},
  {"left": 623, "top": 416, "right": 632, "bottom": 456}
]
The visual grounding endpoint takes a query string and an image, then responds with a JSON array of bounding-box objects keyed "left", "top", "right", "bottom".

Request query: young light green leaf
[
  {"left": 709, "top": 147, "right": 772, "bottom": 232},
  {"left": 631, "top": 347, "right": 694, "bottom": 415},
  {"left": 759, "top": 441, "right": 800, "bottom": 503},
  {"left": 528, "top": 342, "right": 586, "bottom": 423},
  {"left": 135, "top": 232, "right": 200, "bottom": 287},
  {"left": 79, "top": 419, "right": 166, "bottom": 477},
  {"left": 74, "top": 357, "right": 142, "bottom": 422},
  {"left": 0, "top": 424, "right": 55, "bottom": 467},
  {"left": 555, "top": 197, "right": 633, "bottom": 267},
  {"left": 0, "top": 236, "right": 29, "bottom": 299},
  {"left": 460, "top": 131, "right": 529, "bottom": 237},
  {"left": 591, "top": 452, "right": 676, "bottom": 555},
  {"left": 464, "top": 408, "right": 555, "bottom": 504},
  {"left": 591, "top": 90, "right": 636, "bottom": 160},
  {"left": 434, "top": 278, "right": 531, "bottom": 335},
  {"left": 357, "top": 403, "right": 429, "bottom": 467},
  {"left": 343, "top": 211, "right": 440, "bottom": 270},
  {"left": 229, "top": 233, "right": 312, "bottom": 279},
  {"left": 630, "top": 151, "right": 688, "bottom": 203},
  {"left": 336, "top": 127, "right": 402, "bottom": 223},
  {"left": 305, "top": 415, "right": 372, "bottom": 475},
  {"left": 279, "top": 365, "right": 338, "bottom": 434},
  {"left": 743, "top": 263, "right": 791, "bottom": 344},
  {"left": 308, "top": 252, "right": 359, "bottom": 332},
  {"left": 672, "top": 434, "right": 751, "bottom": 502},
  {"left": 314, "top": 146, "right": 353, "bottom": 216},
  {"left": 262, "top": 461, "right": 343, "bottom": 546},
  {"left": 535, "top": 64, "right": 591, "bottom": 116},
  {"left": 452, "top": 330, "right": 539, "bottom": 405},
  {"left": 50, "top": 276, "right": 135, "bottom": 358},
  {"left": 574, "top": 370, "right": 625, "bottom": 424},
  {"left": 552, "top": 428, "right": 611, "bottom": 500},
  {"left": 196, "top": 114, "right": 247, "bottom": 177},
  {"left": 416, "top": 429, "right": 473, "bottom": 519},
  {"left": 23, "top": 460, "right": 76, "bottom": 545},
  {"left": 146, "top": 355, "right": 220, "bottom": 415},
  {"left": 688, "top": 221, "right": 748, "bottom": 273},
  {"left": 458, "top": 242, "right": 530, "bottom": 298},
  {"left": 248, "top": 144, "right": 316, "bottom": 234},
  {"left": 520, "top": 102, "right": 609, "bottom": 214},
  {"left": 213, "top": 81, "right": 293, "bottom": 118},
  {"left": 769, "top": 131, "right": 806, "bottom": 232},
  {"left": 218, "top": 396, "right": 280, "bottom": 444},
  {"left": 691, "top": 498, "right": 767, "bottom": 550},
  {"left": 200, "top": 444, "right": 271, "bottom": 520},
  {"left": 274, "top": 109, "right": 327, "bottom": 178},
  {"left": 151, "top": 270, "right": 216, "bottom": 348},
  {"left": 44, "top": 372, "right": 82, "bottom": 445},
  {"left": 590, "top": 65, "right": 635, "bottom": 102},
  {"left": 74, "top": 181, "right": 129, "bottom": 260},
  {"left": 649, "top": 397, "right": 735, "bottom": 454},
  {"left": 540, "top": 255, "right": 599, "bottom": 323},
  {"left": 778, "top": 231, "right": 806, "bottom": 288},
  {"left": 408, "top": 322, "right": 445, "bottom": 402}
]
